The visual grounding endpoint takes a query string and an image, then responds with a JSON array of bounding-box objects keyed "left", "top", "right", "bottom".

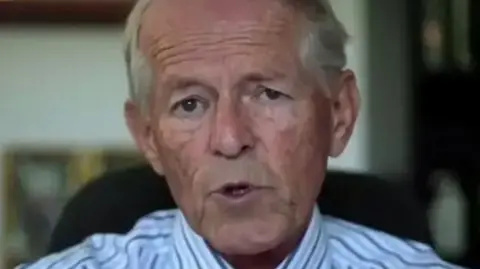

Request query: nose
[{"left": 209, "top": 101, "right": 253, "bottom": 158}]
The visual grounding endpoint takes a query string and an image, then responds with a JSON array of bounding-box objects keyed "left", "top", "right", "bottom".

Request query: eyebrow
[
  {"left": 164, "top": 76, "right": 211, "bottom": 91},
  {"left": 162, "top": 71, "right": 288, "bottom": 92},
  {"left": 239, "top": 71, "right": 287, "bottom": 83}
]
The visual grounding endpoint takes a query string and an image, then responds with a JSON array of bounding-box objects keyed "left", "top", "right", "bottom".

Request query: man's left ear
[{"left": 329, "top": 69, "right": 360, "bottom": 157}]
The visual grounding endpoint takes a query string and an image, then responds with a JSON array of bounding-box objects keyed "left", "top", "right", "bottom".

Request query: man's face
[{"left": 128, "top": 0, "right": 358, "bottom": 255}]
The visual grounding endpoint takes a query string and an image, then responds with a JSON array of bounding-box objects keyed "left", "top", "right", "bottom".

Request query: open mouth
[{"left": 219, "top": 183, "right": 254, "bottom": 198}]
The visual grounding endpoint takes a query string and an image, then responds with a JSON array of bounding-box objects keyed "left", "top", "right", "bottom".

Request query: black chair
[{"left": 47, "top": 164, "right": 432, "bottom": 254}]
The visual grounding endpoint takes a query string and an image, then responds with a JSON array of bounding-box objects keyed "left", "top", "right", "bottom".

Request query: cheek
[
  {"left": 250, "top": 103, "right": 331, "bottom": 197},
  {"left": 154, "top": 118, "right": 210, "bottom": 197},
  {"left": 251, "top": 103, "right": 321, "bottom": 161}
]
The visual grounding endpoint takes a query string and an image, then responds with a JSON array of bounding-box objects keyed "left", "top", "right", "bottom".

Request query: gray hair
[{"left": 123, "top": 0, "right": 349, "bottom": 108}]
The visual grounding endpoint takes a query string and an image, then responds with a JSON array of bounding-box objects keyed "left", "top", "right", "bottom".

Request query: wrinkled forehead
[
  {"left": 146, "top": 0, "right": 290, "bottom": 23},
  {"left": 138, "top": 0, "right": 305, "bottom": 53}
]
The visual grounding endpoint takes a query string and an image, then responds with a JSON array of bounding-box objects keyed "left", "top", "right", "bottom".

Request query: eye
[
  {"left": 256, "top": 86, "right": 290, "bottom": 103},
  {"left": 171, "top": 96, "right": 209, "bottom": 119}
]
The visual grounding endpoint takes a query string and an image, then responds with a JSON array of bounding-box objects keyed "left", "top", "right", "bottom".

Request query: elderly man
[{"left": 17, "top": 0, "right": 463, "bottom": 268}]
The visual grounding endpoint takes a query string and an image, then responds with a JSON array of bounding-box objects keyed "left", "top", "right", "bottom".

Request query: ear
[
  {"left": 329, "top": 69, "right": 360, "bottom": 157},
  {"left": 124, "top": 100, "right": 163, "bottom": 174}
]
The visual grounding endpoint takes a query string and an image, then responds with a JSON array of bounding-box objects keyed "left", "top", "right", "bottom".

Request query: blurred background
[{"left": 0, "top": 0, "right": 478, "bottom": 268}]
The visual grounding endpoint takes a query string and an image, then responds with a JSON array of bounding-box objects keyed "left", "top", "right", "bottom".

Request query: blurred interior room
[{"left": 0, "top": 0, "right": 478, "bottom": 268}]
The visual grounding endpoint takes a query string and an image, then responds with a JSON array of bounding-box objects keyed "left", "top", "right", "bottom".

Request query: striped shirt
[{"left": 16, "top": 207, "right": 464, "bottom": 269}]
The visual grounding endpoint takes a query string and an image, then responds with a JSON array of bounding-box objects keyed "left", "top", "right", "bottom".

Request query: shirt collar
[{"left": 172, "top": 206, "right": 331, "bottom": 269}]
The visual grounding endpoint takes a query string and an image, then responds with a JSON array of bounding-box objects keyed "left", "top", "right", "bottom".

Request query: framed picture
[
  {"left": 0, "top": 0, "right": 135, "bottom": 24},
  {"left": 1, "top": 145, "right": 146, "bottom": 268},
  {"left": 67, "top": 147, "right": 145, "bottom": 184},
  {"left": 101, "top": 148, "right": 144, "bottom": 173},
  {"left": 1, "top": 149, "right": 79, "bottom": 268}
]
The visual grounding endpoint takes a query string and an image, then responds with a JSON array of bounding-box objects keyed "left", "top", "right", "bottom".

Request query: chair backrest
[{"left": 47, "top": 164, "right": 432, "bottom": 254}]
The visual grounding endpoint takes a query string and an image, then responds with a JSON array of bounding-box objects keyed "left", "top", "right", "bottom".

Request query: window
[
  {"left": 422, "top": 0, "right": 448, "bottom": 70},
  {"left": 422, "top": 0, "right": 473, "bottom": 71}
]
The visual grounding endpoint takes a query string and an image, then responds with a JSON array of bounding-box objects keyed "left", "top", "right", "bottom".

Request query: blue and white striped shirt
[{"left": 17, "top": 207, "right": 464, "bottom": 269}]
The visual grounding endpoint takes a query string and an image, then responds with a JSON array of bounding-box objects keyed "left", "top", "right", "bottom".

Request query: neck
[{"left": 222, "top": 217, "right": 311, "bottom": 269}]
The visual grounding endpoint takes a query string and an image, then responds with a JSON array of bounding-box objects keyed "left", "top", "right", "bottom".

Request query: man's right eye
[{"left": 171, "top": 97, "right": 209, "bottom": 119}]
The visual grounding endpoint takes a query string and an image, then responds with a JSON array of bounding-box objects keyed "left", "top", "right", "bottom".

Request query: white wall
[
  {"left": 0, "top": 26, "right": 132, "bottom": 268},
  {"left": 0, "top": 26, "right": 132, "bottom": 146},
  {"left": 0, "top": 0, "right": 412, "bottom": 267}
]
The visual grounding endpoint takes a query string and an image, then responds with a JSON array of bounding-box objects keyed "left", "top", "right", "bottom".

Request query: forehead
[
  {"left": 141, "top": 0, "right": 299, "bottom": 31},
  {"left": 138, "top": 0, "right": 305, "bottom": 65}
]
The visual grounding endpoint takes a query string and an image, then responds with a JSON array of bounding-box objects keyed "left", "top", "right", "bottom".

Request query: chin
[{"left": 207, "top": 216, "right": 290, "bottom": 255}]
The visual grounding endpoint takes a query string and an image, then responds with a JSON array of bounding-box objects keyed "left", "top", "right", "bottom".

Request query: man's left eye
[{"left": 257, "top": 86, "right": 290, "bottom": 102}]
